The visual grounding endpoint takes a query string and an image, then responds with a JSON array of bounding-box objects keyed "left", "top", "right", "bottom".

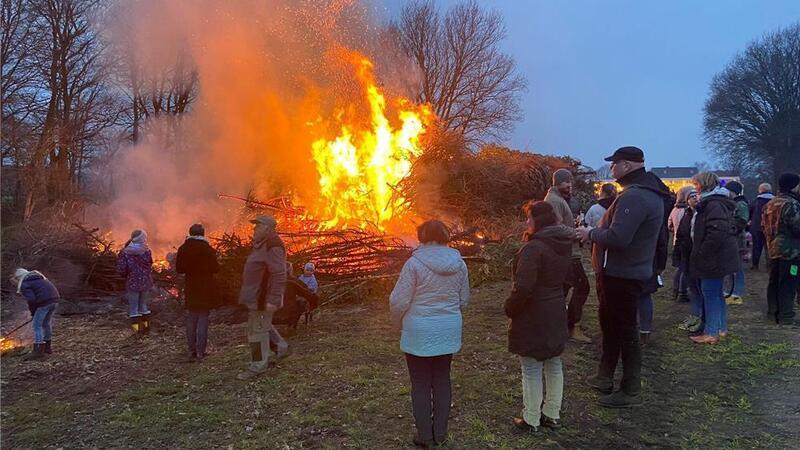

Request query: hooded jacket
[
  {"left": 19, "top": 272, "right": 60, "bottom": 315},
  {"left": 589, "top": 169, "right": 672, "bottom": 281},
  {"left": 238, "top": 233, "right": 287, "bottom": 310},
  {"left": 505, "top": 225, "right": 572, "bottom": 360},
  {"left": 116, "top": 243, "right": 154, "bottom": 293},
  {"left": 690, "top": 189, "right": 741, "bottom": 279},
  {"left": 749, "top": 192, "right": 774, "bottom": 233},
  {"left": 389, "top": 244, "right": 470, "bottom": 357},
  {"left": 175, "top": 237, "right": 221, "bottom": 311}
]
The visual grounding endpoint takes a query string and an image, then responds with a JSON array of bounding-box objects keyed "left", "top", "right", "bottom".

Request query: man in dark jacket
[
  {"left": 175, "top": 223, "right": 220, "bottom": 362},
  {"left": 763, "top": 173, "right": 800, "bottom": 326},
  {"left": 577, "top": 146, "right": 671, "bottom": 408},
  {"left": 749, "top": 183, "right": 774, "bottom": 270},
  {"left": 725, "top": 181, "right": 749, "bottom": 304},
  {"left": 237, "top": 215, "right": 287, "bottom": 380},
  {"left": 14, "top": 268, "right": 60, "bottom": 360}
]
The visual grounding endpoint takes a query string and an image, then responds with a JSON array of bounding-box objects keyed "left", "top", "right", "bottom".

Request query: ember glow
[{"left": 310, "top": 53, "right": 431, "bottom": 232}]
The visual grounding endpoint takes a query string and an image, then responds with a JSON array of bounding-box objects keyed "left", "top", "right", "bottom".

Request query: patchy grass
[{"left": 2, "top": 264, "right": 798, "bottom": 449}]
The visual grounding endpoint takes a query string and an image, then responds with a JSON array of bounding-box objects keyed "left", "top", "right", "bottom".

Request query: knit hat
[
  {"left": 726, "top": 180, "right": 743, "bottom": 195},
  {"left": 249, "top": 215, "right": 277, "bottom": 229},
  {"left": 778, "top": 173, "right": 800, "bottom": 193},
  {"left": 304, "top": 262, "right": 315, "bottom": 272},
  {"left": 189, "top": 223, "right": 205, "bottom": 236},
  {"left": 130, "top": 229, "right": 147, "bottom": 243},
  {"left": 552, "top": 169, "right": 573, "bottom": 186}
]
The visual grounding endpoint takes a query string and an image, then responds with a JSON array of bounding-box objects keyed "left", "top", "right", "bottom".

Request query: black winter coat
[
  {"left": 175, "top": 238, "right": 221, "bottom": 311},
  {"left": 690, "top": 194, "right": 741, "bottom": 279},
  {"left": 672, "top": 207, "right": 695, "bottom": 268},
  {"left": 505, "top": 225, "right": 572, "bottom": 361}
]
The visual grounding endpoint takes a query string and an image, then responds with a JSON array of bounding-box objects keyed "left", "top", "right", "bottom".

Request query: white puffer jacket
[{"left": 389, "top": 244, "right": 470, "bottom": 357}]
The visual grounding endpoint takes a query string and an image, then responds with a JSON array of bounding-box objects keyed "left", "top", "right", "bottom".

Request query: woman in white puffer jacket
[{"left": 390, "top": 220, "right": 470, "bottom": 448}]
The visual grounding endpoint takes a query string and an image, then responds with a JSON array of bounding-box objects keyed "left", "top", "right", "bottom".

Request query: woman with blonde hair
[{"left": 689, "top": 172, "right": 740, "bottom": 344}]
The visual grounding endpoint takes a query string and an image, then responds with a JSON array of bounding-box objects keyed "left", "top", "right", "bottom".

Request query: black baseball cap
[{"left": 604, "top": 146, "right": 645, "bottom": 163}]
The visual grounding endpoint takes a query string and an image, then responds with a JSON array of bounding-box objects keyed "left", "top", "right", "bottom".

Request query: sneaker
[
  {"left": 586, "top": 375, "right": 613, "bottom": 394},
  {"left": 598, "top": 391, "right": 642, "bottom": 408},
  {"left": 690, "top": 335, "right": 720, "bottom": 344},
  {"left": 513, "top": 417, "right": 539, "bottom": 433},
  {"left": 678, "top": 315, "right": 698, "bottom": 331},
  {"left": 275, "top": 343, "right": 291, "bottom": 360},
  {"left": 726, "top": 295, "right": 744, "bottom": 305},
  {"left": 687, "top": 320, "right": 703, "bottom": 334},
  {"left": 540, "top": 415, "right": 562, "bottom": 430},
  {"left": 569, "top": 327, "right": 592, "bottom": 344}
]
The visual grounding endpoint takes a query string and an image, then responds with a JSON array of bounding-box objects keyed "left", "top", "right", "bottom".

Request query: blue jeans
[
  {"left": 701, "top": 278, "right": 727, "bottom": 336},
  {"left": 673, "top": 260, "right": 689, "bottom": 295},
  {"left": 688, "top": 278, "right": 703, "bottom": 318},
  {"left": 732, "top": 267, "right": 745, "bottom": 296},
  {"left": 186, "top": 310, "right": 209, "bottom": 356},
  {"left": 32, "top": 303, "right": 56, "bottom": 344},
  {"left": 638, "top": 294, "right": 653, "bottom": 333},
  {"left": 126, "top": 290, "right": 151, "bottom": 317}
]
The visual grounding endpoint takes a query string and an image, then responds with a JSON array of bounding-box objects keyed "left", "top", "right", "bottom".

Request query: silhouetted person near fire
[
  {"left": 237, "top": 215, "right": 287, "bottom": 380},
  {"left": 175, "top": 223, "right": 220, "bottom": 362},
  {"left": 390, "top": 220, "right": 470, "bottom": 448},
  {"left": 117, "top": 229, "right": 154, "bottom": 335},
  {"left": 545, "top": 168, "right": 591, "bottom": 343},
  {"left": 577, "top": 146, "right": 670, "bottom": 408},
  {"left": 12, "top": 268, "right": 60, "bottom": 361}
]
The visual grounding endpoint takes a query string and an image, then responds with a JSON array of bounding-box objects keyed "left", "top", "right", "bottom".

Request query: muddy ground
[{"left": 2, "top": 262, "right": 799, "bottom": 449}]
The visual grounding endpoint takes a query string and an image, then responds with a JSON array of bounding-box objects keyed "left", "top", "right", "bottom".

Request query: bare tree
[
  {"left": 704, "top": 23, "right": 800, "bottom": 180},
  {"left": 395, "top": 0, "right": 527, "bottom": 146}
]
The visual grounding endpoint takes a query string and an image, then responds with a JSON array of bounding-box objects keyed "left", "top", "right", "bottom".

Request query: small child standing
[{"left": 297, "top": 262, "right": 319, "bottom": 293}]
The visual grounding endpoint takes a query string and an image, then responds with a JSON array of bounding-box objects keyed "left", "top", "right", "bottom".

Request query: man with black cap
[
  {"left": 175, "top": 223, "right": 220, "bottom": 362},
  {"left": 237, "top": 215, "right": 288, "bottom": 380},
  {"left": 577, "top": 146, "right": 672, "bottom": 408},
  {"left": 725, "top": 180, "right": 749, "bottom": 305},
  {"left": 545, "top": 168, "right": 592, "bottom": 343},
  {"left": 762, "top": 173, "right": 800, "bottom": 326}
]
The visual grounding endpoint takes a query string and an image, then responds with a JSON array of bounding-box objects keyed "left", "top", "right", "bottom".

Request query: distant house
[{"left": 596, "top": 166, "right": 740, "bottom": 194}]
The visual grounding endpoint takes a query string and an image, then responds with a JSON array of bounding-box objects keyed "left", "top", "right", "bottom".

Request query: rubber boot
[
  {"left": 129, "top": 317, "right": 141, "bottom": 334},
  {"left": 44, "top": 340, "right": 52, "bottom": 354},
  {"left": 140, "top": 314, "right": 151, "bottom": 334},
  {"left": 24, "top": 343, "right": 46, "bottom": 361}
]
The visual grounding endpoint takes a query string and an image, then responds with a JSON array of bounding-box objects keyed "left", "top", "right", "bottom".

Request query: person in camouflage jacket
[{"left": 762, "top": 173, "right": 800, "bottom": 325}]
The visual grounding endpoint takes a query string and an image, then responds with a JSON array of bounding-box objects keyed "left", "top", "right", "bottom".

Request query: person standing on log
[
  {"left": 175, "top": 223, "right": 220, "bottom": 362},
  {"left": 116, "top": 230, "right": 154, "bottom": 335},
  {"left": 237, "top": 215, "right": 287, "bottom": 381},
  {"left": 577, "top": 146, "right": 669, "bottom": 408},
  {"left": 390, "top": 220, "right": 470, "bottom": 448},
  {"left": 13, "top": 268, "right": 60, "bottom": 360},
  {"left": 545, "top": 168, "right": 591, "bottom": 344}
]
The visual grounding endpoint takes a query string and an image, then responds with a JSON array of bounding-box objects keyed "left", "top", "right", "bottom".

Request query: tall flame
[{"left": 310, "top": 53, "right": 431, "bottom": 232}]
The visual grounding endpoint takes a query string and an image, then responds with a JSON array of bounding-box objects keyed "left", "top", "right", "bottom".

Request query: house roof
[{"left": 650, "top": 166, "right": 699, "bottom": 179}]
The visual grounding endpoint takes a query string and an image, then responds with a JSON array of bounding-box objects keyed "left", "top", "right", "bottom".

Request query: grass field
[{"left": 2, "top": 263, "right": 799, "bottom": 449}]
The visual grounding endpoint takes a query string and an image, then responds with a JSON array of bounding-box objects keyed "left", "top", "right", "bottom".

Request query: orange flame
[{"left": 309, "top": 52, "right": 431, "bottom": 232}]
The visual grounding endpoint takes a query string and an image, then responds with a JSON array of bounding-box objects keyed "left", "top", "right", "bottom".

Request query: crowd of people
[{"left": 8, "top": 145, "right": 799, "bottom": 447}]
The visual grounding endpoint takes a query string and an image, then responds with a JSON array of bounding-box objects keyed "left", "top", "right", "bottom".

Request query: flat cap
[{"left": 604, "top": 146, "right": 644, "bottom": 163}]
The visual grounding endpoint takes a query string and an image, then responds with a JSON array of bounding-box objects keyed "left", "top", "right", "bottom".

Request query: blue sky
[{"left": 379, "top": 1, "right": 800, "bottom": 170}]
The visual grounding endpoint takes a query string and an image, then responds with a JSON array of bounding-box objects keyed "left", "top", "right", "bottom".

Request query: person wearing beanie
[
  {"left": 669, "top": 186, "right": 696, "bottom": 302},
  {"left": 176, "top": 223, "right": 220, "bottom": 362},
  {"left": 544, "top": 168, "right": 591, "bottom": 344},
  {"left": 762, "top": 173, "right": 800, "bottom": 326},
  {"left": 12, "top": 268, "right": 60, "bottom": 360},
  {"left": 297, "top": 262, "right": 319, "bottom": 294},
  {"left": 506, "top": 201, "right": 572, "bottom": 433},
  {"left": 725, "top": 180, "right": 750, "bottom": 305},
  {"left": 749, "top": 183, "right": 775, "bottom": 270},
  {"left": 116, "top": 229, "right": 154, "bottom": 335}
]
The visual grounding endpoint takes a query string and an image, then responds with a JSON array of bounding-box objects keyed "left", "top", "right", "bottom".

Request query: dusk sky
[{"left": 380, "top": 1, "right": 800, "bottom": 170}]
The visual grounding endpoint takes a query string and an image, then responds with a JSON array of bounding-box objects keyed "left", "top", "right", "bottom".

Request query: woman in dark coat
[
  {"left": 175, "top": 224, "right": 220, "bottom": 361},
  {"left": 689, "top": 173, "right": 740, "bottom": 344},
  {"left": 505, "top": 201, "right": 574, "bottom": 432}
]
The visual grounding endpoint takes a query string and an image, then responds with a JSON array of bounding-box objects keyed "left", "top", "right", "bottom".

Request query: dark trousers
[
  {"left": 751, "top": 231, "right": 765, "bottom": 268},
  {"left": 767, "top": 259, "right": 799, "bottom": 324},
  {"left": 186, "top": 309, "right": 210, "bottom": 356},
  {"left": 564, "top": 258, "right": 590, "bottom": 329},
  {"left": 405, "top": 353, "right": 453, "bottom": 441},
  {"left": 596, "top": 273, "right": 644, "bottom": 395}
]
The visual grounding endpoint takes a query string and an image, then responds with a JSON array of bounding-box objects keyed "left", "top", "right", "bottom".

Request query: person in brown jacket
[{"left": 544, "top": 168, "right": 591, "bottom": 343}]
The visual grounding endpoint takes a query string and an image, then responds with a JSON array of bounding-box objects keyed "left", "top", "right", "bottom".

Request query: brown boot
[
  {"left": 569, "top": 326, "right": 592, "bottom": 344},
  {"left": 24, "top": 343, "right": 46, "bottom": 361}
]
